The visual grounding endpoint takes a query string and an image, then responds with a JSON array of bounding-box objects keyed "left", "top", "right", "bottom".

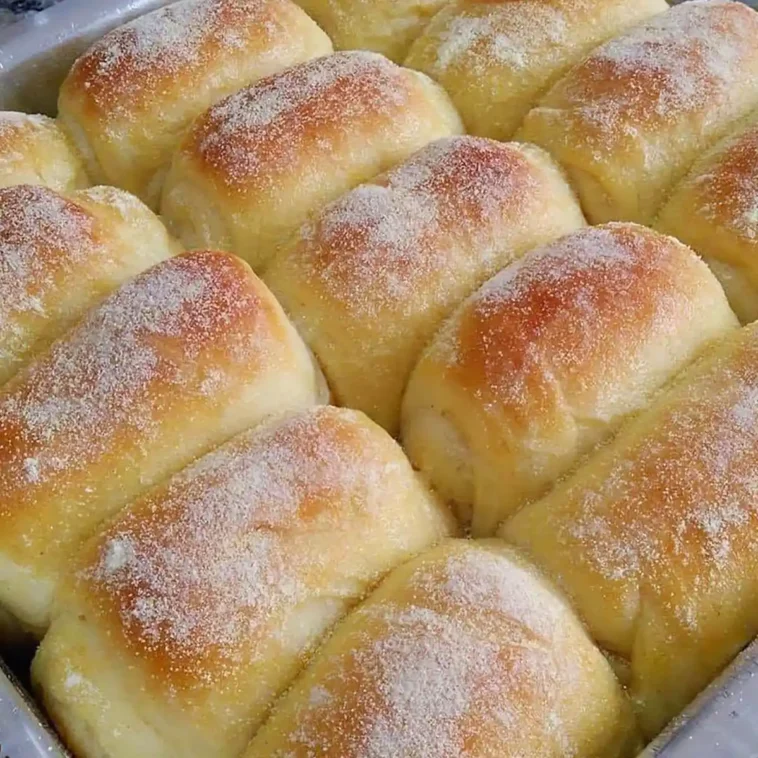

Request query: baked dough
[
  {"left": 32, "top": 407, "right": 455, "bottom": 758},
  {"left": 656, "top": 115, "right": 758, "bottom": 323},
  {"left": 503, "top": 322, "right": 758, "bottom": 736},
  {"left": 161, "top": 51, "right": 463, "bottom": 270},
  {"left": 0, "top": 112, "right": 88, "bottom": 192},
  {"left": 518, "top": 1, "right": 758, "bottom": 224},
  {"left": 246, "top": 539, "right": 641, "bottom": 757},
  {"left": 0, "top": 184, "right": 179, "bottom": 385},
  {"left": 402, "top": 223, "right": 737, "bottom": 535},
  {"left": 264, "top": 137, "right": 585, "bottom": 434},
  {"left": 58, "top": 0, "right": 332, "bottom": 207},
  {"left": 405, "top": 0, "right": 667, "bottom": 141},
  {"left": 0, "top": 251, "right": 324, "bottom": 635}
]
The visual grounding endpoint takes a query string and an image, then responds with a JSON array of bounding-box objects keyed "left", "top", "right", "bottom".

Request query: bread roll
[
  {"left": 405, "top": 0, "right": 667, "bottom": 141},
  {"left": 246, "top": 539, "right": 641, "bottom": 758},
  {"left": 264, "top": 137, "right": 585, "bottom": 434},
  {"left": 293, "top": 0, "right": 447, "bottom": 62},
  {"left": 32, "top": 406, "right": 455, "bottom": 758},
  {"left": 58, "top": 0, "right": 332, "bottom": 209},
  {"left": 0, "top": 250, "right": 325, "bottom": 635},
  {"left": 517, "top": 1, "right": 758, "bottom": 224},
  {"left": 0, "top": 184, "right": 180, "bottom": 386},
  {"left": 656, "top": 117, "right": 758, "bottom": 323},
  {"left": 0, "top": 112, "right": 88, "bottom": 192},
  {"left": 502, "top": 322, "right": 758, "bottom": 737},
  {"left": 402, "top": 223, "right": 737, "bottom": 537},
  {"left": 161, "top": 51, "right": 464, "bottom": 270}
]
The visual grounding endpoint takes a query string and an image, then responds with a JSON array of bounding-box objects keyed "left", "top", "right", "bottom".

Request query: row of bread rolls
[
  {"left": 56, "top": 0, "right": 333, "bottom": 209},
  {"left": 242, "top": 319, "right": 758, "bottom": 751},
  {"left": 31, "top": 313, "right": 758, "bottom": 754},
  {"left": 0, "top": 167, "right": 742, "bottom": 754},
  {"left": 33, "top": 406, "right": 456, "bottom": 758},
  {"left": 34, "top": 313, "right": 758, "bottom": 755},
  {"left": 0, "top": 0, "right": 758, "bottom": 755},
  {"left": 0, "top": 0, "right": 480, "bottom": 648},
  {"left": 0, "top": 179, "right": 642, "bottom": 757},
  {"left": 4, "top": 0, "right": 758, "bottom": 329},
  {"left": 401, "top": 222, "right": 737, "bottom": 535},
  {"left": 264, "top": 136, "right": 586, "bottom": 433},
  {"left": 0, "top": 248, "right": 327, "bottom": 637},
  {"left": 244, "top": 538, "right": 642, "bottom": 758},
  {"left": 0, "top": 65, "right": 464, "bottom": 758}
]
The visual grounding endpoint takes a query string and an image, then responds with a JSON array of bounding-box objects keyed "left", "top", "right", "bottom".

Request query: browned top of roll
[
  {"left": 184, "top": 51, "right": 435, "bottom": 192},
  {"left": 0, "top": 184, "right": 99, "bottom": 302},
  {"left": 0, "top": 251, "right": 283, "bottom": 543},
  {"left": 507, "top": 322, "right": 758, "bottom": 630},
  {"left": 433, "top": 223, "right": 721, "bottom": 429},
  {"left": 663, "top": 121, "right": 758, "bottom": 250},
  {"left": 293, "top": 137, "right": 567, "bottom": 316},
  {"left": 66, "top": 406, "right": 452, "bottom": 690},
  {"left": 247, "top": 539, "right": 639, "bottom": 758},
  {"left": 61, "top": 0, "right": 312, "bottom": 120},
  {"left": 533, "top": 1, "right": 758, "bottom": 141}
]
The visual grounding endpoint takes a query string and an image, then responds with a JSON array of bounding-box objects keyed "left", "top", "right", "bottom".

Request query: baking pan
[
  {"left": 2, "top": 0, "right": 758, "bottom": 756},
  {"left": 641, "top": 638, "right": 758, "bottom": 757},
  {"left": 0, "top": 0, "right": 177, "bottom": 114},
  {"left": 0, "top": 658, "right": 69, "bottom": 758}
]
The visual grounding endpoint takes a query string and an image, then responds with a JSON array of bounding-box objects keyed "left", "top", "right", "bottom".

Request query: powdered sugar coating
[
  {"left": 553, "top": 1, "right": 758, "bottom": 136},
  {"left": 265, "top": 136, "right": 583, "bottom": 431},
  {"left": 433, "top": 223, "right": 719, "bottom": 419},
  {"left": 72, "top": 406, "right": 449, "bottom": 691},
  {"left": 502, "top": 323, "right": 758, "bottom": 734},
  {"left": 556, "top": 337, "right": 758, "bottom": 600},
  {"left": 405, "top": 0, "right": 666, "bottom": 140},
  {"left": 0, "top": 252, "right": 269, "bottom": 500},
  {"left": 429, "top": 3, "right": 569, "bottom": 75},
  {"left": 0, "top": 185, "right": 96, "bottom": 342},
  {"left": 251, "top": 541, "right": 634, "bottom": 757},
  {"left": 685, "top": 123, "right": 758, "bottom": 243},
  {"left": 64, "top": 0, "right": 302, "bottom": 118},
  {"left": 192, "top": 51, "right": 425, "bottom": 188},
  {"left": 293, "top": 137, "right": 547, "bottom": 317},
  {"left": 0, "top": 184, "right": 176, "bottom": 385}
]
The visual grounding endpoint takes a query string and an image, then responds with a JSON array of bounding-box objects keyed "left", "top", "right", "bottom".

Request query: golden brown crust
[
  {"left": 401, "top": 223, "right": 737, "bottom": 535},
  {"left": 187, "top": 51, "right": 446, "bottom": 193},
  {"left": 656, "top": 117, "right": 758, "bottom": 322},
  {"left": 517, "top": 1, "right": 758, "bottom": 223},
  {"left": 0, "top": 184, "right": 176, "bottom": 385},
  {"left": 447, "top": 226, "right": 704, "bottom": 406},
  {"left": 404, "top": 0, "right": 667, "bottom": 140},
  {"left": 264, "top": 136, "right": 584, "bottom": 433},
  {"left": 161, "top": 50, "right": 463, "bottom": 268},
  {"left": 65, "top": 407, "right": 453, "bottom": 688},
  {"left": 0, "top": 250, "right": 323, "bottom": 633},
  {"left": 63, "top": 0, "right": 313, "bottom": 117},
  {"left": 502, "top": 322, "right": 758, "bottom": 736},
  {"left": 33, "top": 407, "right": 454, "bottom": 757},
  {"left": 58, "top": 0, "right": 332, "bottom": 204},
  {"left": 246, "top": 540, "right": 640, "bottom": 758},
  {"left": 0, "top": 112, "right": 88, "bottom": 192}
]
